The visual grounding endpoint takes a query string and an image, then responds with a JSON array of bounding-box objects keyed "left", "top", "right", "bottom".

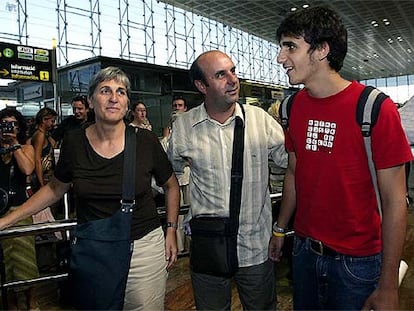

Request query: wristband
[
  {"left": 272, "top": 222, "right": 286, "bottom": 233},
  {"left": 8, "top": 144, "right": 22, "bottom": 152},
  {"left": 272, "top": 231, "right": 286, "bottom": 237},
  {"left": 166, "top": 222, "right": 178, "bottom": 229}
]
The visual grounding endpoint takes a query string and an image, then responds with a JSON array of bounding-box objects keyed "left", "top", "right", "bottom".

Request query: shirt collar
[{"left": 191, "top": 102, "right": 245, "bottom": 127}]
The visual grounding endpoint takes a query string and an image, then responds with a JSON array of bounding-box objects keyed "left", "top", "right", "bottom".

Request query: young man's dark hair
[
  {"left": 276, "top": 6, "right": 347, "bottom": 72},
  {"left": 172, "top": 95, "right": 187, "bottom": 112},
  {"left": 72, "top": 95, "right": 89, "bottom": 109},
  {"left": 172, "top": 95, "right": 186, "bottom": 106}
]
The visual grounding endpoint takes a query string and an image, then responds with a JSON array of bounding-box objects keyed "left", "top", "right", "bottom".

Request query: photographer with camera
[{"left": 0, "top": 108, "right": 40, "bottom": 310}]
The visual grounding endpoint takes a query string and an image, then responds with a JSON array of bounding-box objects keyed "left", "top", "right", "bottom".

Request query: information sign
[{"left": 0, "top": 41, "right": 54, "bottom": 82}]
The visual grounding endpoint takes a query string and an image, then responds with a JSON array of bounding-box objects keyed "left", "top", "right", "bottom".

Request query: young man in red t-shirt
[{"left": 269, "top": 6, "right": 413, "bottom": 310}]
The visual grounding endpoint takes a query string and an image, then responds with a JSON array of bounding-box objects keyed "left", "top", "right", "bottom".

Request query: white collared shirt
[{"left": 168, "top": 103, "right": 287, "bottom": 267}]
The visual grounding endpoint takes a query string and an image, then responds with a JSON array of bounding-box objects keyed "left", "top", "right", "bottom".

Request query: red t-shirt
[{"left": 286, "top": 81, "right": 413, "bottom": 256}]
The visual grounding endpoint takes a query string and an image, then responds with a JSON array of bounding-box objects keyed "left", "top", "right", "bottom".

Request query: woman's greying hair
[
  {"left": 276, "top": 6, "right": 347, "bottom": 72},
  {"left": 0, "top": 108, "right": 28, "bottom": 144},
  {"left": 88, "top": 66, "right": 131, "bottom": 100}
]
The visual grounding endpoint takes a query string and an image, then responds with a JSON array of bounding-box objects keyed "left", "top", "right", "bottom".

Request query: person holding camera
[{"left": 0, "top": 108, "right": 40, "bottom": 310}]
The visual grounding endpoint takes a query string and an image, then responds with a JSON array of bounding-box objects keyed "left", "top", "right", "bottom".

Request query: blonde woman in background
[
  {"left": 267, "top": 99, "right": 281, "bottom": 124},
  {"left": 31, "top": 107, "right": 57, "bottom": 189},
  {"left": 30, "top": 107, "right": 60, "bottom": 228}
]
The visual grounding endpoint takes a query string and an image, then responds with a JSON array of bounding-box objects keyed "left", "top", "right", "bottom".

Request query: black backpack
[{"left": 279, "top": 85, "right": 389, "bottom": 218}]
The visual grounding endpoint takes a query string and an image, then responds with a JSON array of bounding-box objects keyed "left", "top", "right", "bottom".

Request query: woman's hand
[{"left": 165, "top": 227, "right": 178, "bottom": 270}]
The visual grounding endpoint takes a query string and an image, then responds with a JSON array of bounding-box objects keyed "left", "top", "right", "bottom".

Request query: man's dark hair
[
  {"left": 276, "top": 6, "right": 347, "bottom": 72},
  {"left": 72, "top": 95, "right": 89, "bottom": 109},
  {"left": 172, "top": 95, "right": 187, "bottom": 107},
  {"left": 189, "top": 57, "right": 208, "bottom": 86}
]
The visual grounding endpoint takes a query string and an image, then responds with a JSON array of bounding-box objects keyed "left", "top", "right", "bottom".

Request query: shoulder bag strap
[
  {"left": 229, "top": 104, "right": 245, "bottom": 234},
  {"left": 121, "top": 126, "right": 137, "bottom": 212}
]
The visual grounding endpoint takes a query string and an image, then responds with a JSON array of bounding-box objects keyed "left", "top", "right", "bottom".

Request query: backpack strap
[
  {"left": 356, "top": 85, "right": 388, "bottom": 137},
  {"left": 279, "top": 91, "right": 299, "bottom": 130},
  {"left": 356, "top": 85, "right": 389, "bottom": 220}
]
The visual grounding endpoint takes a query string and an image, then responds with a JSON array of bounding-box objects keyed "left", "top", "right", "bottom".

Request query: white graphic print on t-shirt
[{"left": 305, "top": 119, "right": 336, "bottom": 153}]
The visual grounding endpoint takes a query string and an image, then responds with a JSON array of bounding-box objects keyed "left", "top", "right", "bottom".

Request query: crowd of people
[{"left": 0, "top": 5, "right": 413, "bottom": 311}]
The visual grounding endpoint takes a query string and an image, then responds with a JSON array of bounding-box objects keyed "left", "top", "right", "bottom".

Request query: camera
[{"left": 0, "top": 121, "right": 16, "bottom": 134}]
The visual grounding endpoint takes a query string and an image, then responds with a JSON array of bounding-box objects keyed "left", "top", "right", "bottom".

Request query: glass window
[{"left": 376, "top": 78, "right": 385, "bottom": 88}]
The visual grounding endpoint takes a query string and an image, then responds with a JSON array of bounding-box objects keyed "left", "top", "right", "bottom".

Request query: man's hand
[
  {"left": 362, "top": 287, "right": 399, "bottom": 311},
  {"left": 268, "top": 235, "right": 284, "bottom": 262}
]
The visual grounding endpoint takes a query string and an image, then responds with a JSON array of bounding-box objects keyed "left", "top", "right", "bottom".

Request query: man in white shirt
[{"left": 167, "top": 50, "right": 287, "bottom": 310}]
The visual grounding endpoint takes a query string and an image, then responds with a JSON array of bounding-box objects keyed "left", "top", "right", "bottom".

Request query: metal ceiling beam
[{"left": 160, "top": 0, "right": 414, "bottom": 81}]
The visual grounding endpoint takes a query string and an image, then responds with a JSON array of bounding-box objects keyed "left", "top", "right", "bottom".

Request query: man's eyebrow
[
  {"left": 214, "top": 66, "right": 236, "bottom": 75},
  {"left": 214, "top": 69, "right": 225, "bottom": 76},
  {"left": 280, "top": 41, "right": 296, "bottom": 47}
]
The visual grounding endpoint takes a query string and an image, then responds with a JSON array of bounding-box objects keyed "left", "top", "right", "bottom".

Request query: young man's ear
[
  {"left": 318, "top": 42, "right": 330, "bottom": 61},
  {"left": 194, "top": 80, "right": 207, "bottom": 95}
]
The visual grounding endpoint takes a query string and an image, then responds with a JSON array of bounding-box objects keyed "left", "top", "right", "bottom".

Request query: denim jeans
[{"left": 292, "top": 237, "right": 381, "bottom": 310}]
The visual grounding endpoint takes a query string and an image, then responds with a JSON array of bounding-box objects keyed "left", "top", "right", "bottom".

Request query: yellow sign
[{"left": 39, "top": 71, "right": 50, "bottom": 81}]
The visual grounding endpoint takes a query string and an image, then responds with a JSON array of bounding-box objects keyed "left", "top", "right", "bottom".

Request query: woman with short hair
[{"left": 0, "top": 67, "right": 180, "bottom": 310}]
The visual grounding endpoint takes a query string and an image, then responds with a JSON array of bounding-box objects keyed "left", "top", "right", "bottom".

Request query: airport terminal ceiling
[{"left": 161, "top": 0, "right": 414, "bottom": 81}]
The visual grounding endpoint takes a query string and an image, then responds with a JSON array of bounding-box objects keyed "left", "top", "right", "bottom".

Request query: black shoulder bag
[
  {"left": 69, "top": 126, "right": 137, "bottom": 310},
  {"left": 189, "top": 107, "right": 245, "bottom": 277}
]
